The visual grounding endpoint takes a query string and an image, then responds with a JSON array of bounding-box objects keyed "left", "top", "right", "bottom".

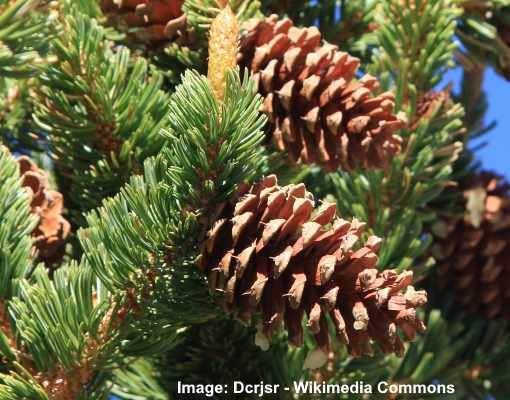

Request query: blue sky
[
  {"left": 472, "top": 68, "right": 510, "bottom": 178},
  {"left": 444, "top": 67, "right": 509, "bottom": 178}
]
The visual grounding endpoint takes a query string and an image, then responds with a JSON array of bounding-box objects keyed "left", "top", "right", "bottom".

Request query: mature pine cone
[
  {"left": 18, "top": 156, "right": 70, "bottom": 266},
  {"left": 432, "top": 172, "right": 510, "bottom": 319},
  {"left": 100, "top": 0, "right": 187, "bottom": 43},
  {"left": 201, "top": 175, "right": 427, "bottom": 359},
  {"left": 238, "top": 15, "right": 406, "bottom": 171}
]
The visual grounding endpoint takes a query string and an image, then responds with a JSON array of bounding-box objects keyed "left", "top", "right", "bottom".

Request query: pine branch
[
  {"left": 3, "top": 263, "right": 120, "bottom": 399},
  {"left": 0, "top": 0, "right": 52, "bottom": 153},
  {"left": 0, "top": 148, "right": 113, "bottom": 399},
  {"left": 0, "top": 363, "right": 50, "bottom": 400},
  {"left": 0, "top": 0, "right": 52, "bottom": 78},
  {"left": 109, "top": 358, "right": 169, "bottom": 400},
  {"left": 159, "top": 68, "right": 266, "bottom": 218},
  {"left": 0, "top": 78, "right": 40, "bottom": 154},
  {"left": 78, "top": 68, "right": 266, "bottom": 357},
  {"left": 34, "top": 11, "right": 170, "bottom": 221},
  {"left": 0, "top": 146, "right": 37, "bottom": 301},
  {"left": 150, "top": 42, "right": 207, "bottom": 87},
  {"left": 370, "top": 0, "right": 461, "bottom": 109},
  {"left": 0, "top": 1, "right": 506, "bottom": 397}
]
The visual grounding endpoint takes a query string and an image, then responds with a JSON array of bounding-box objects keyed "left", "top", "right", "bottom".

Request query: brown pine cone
[
  {"left": 431, "top": 171, "right": 510, "bottom": 319},
  {"left": 100, "top": 0, "right": 188, "bottom": 43},
  {"left": 18, "top": 156, "right": 70, "bottom": 266},
  {"left": 201, "top": 175, "right": 427, "bottom": 359},
  {"left": 238, "top": 15, "right": 407, "bottom": 171}
]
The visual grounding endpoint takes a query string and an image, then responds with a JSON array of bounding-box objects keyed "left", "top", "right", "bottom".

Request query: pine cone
[
  {"left": 431, "top": 172, "right": 510, "bottom": 319},
  {"left": 100, "top": 0, "right": 188, "bottom": 43},
  {"left": 238, "top": 15, "right": 406, "bottom": 171},
  {"left": 18, "top": 156, "right": 70, "bottom": 266},
  {"left": 201, "top": 175, "right": 427, "bottom": 359}
]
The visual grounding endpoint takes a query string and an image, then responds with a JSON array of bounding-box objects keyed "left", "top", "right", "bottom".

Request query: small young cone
[
  {"left": 411, "top": 90, "right": 451, "bottom": 130},
  {"left": 207, "top": 5, "right": 239, "bottom": 104},
  {"left": 238, "top": 15, "right": 406, "bottom": 171},
  {"left": 432, "top": 172, "right": 510, "bottom": 319},
  {"left": 201, "top": 175, "right": 427, "bottom": 359},
  {"left": 17, "top": 156, "right": 70, "bottom": 267}
]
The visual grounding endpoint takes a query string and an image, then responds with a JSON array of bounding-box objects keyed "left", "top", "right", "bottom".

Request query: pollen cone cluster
[
  {"left": 100, "top": 0, "right": 187, "bottom": 43},
  {"left": 432, "top": 172, "right": 510, "bottom": 319},
  {"left": 18, "top": 156, "right": 70, "bottom": 266},
  {"left": 238, "top": 15, "right": 406, "bottom": 171},
  {"left": 201, "top": 175, "right": 427, "bottom": 358},
  {"left": 207, "top": 5, "right": 239, "bottom": 104}
]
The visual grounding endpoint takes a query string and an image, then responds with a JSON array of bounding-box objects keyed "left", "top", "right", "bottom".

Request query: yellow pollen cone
[{"left": 207, "top": 5, "right": 239, "bottom": 104}]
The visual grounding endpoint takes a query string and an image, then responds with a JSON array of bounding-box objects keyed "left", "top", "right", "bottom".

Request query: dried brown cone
[
  {"left": 431, "top": 171, "right": 510, "bottom": 319},
  {"left": 238, "top": 15, "right": 407, "bottom": 172},
  {"left": 17, "top": 156, "right": 70, "bottom": 266},
  {"left": 100, "top": 0, "right": 188, "bottom": 43},
  {"left": 201, "top": 175, "right": 427, "bottom": 361}
]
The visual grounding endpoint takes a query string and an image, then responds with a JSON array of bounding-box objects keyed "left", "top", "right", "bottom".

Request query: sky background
[{"left": 444, "top": 67, "right": 509, "bottom": 178}]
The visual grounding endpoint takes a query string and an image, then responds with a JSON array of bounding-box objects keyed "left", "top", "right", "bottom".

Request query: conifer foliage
[
  {"left": 0, "top": 0, "right": 509, "bottom": 399},
  {"left": 35, "top": 10, "right": 170, "bottom": 219}
]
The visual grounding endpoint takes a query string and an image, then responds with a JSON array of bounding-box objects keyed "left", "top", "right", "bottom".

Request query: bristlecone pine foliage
[
  {"left": 201, "top": 175, "right": 427, "bottom": 358},
  {"left": 18, "top": 156, "right": 70, "bottom": 266},
  {"left": 432, "top": 172, "right": 510, "bottom": 320},
  {"left": 238, "top": 15, "right": 407, "bottom": 171},
  {"left": 100, "top": 0, "right": 187, "bottom": 43}
]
